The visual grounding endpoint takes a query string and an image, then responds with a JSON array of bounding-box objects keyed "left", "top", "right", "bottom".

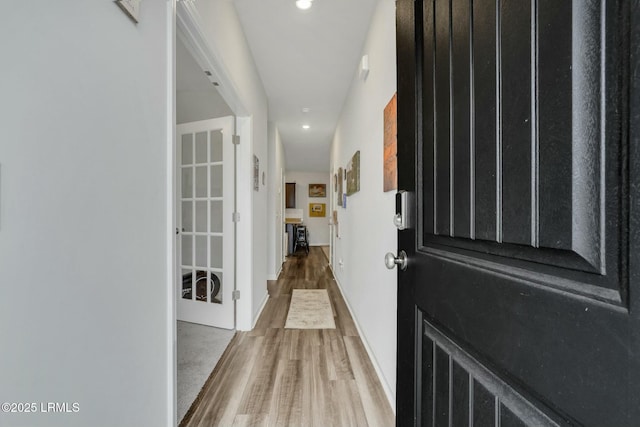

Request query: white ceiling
[{"left": 234, "top": 0, "right": 379, "bottom": 172}]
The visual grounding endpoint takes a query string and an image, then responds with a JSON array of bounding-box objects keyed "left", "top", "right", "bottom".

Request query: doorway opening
[{"left": 174, "top": 20, "right": 249, "bottom": 423}]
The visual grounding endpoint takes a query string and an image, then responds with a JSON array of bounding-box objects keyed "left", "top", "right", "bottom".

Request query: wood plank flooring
[
  {"left": 181, "top": 247, "right": 395, "bottom": 427},
  {"left": 319, "top": 245, "right": 330, "bottom": 263}
]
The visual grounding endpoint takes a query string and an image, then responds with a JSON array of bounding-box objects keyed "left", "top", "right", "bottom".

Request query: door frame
[
  {"left": 167, "top": 2, "right": 177, "bottom": 425},
  {"left": 175, "top": 1, "right": 253, "bottom": 329},
  {"left": 395, "top": 0, "right": 419, "bottom": 422},
  {"left": 169, "top": 2, "right": 255, "bottom": 424}
]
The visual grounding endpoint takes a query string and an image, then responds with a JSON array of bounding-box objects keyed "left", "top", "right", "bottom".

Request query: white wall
[
  {"left": 0, "top": 2, "right": 172, "bottom": 427},
  {"left": 285, "top": 171, "right": 331, "bottom": 247},
  {"left": 329, "top": 0, "right": 397, "bottom": 407},
  {"left": 267, "top": 123, "right": 286, "bottom": 280},
  {"left": 191, "top": 0, "right": 269, "bottom": 329}
]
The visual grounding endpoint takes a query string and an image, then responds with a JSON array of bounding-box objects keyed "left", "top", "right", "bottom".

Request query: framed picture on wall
[
  {"left": 116, "top": 0, "right": 141, "bottom": 23},
  {"left": 309, "top": 183, "right": 326, "bottom": 198},
  {"left": 253, "top": 155, "right": 259, "bottom": 191},
  {"left": 337, "top": 168, "right": 343, "bottom": 206},
  {"left": 309, "top": 203, "right": 326, "bottom": 217},
  {"left": 346, "top": 151, "right": 360, "bottom": 196},
  {"left": 383, "top": 93, "right": 398, "bottom": 192}
]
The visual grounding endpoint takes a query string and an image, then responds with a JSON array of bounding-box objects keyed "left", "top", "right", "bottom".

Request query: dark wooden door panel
[
  {"left": 500, "top": 0, "right": 532, "bottom": 247},
  {"left": 420, "top": 0, "right": 625, "bottom": 303},
  {"left": 471, "top": 0, "right": 498, "bottom": 242},
  {"left": 452, "top": 0, "right": 472, "bottom": 240},
  {"left": 416, "top": 260, "right": 631, "bottom": 426},
  {"left": 396, "top": 0, "right": 640, "bottom": 425},
  {"left": 537, "top": 0, "right": 573, "bottom": 253},
  {"left": 419, "top": 320, "right": 562, "bottom": 427},
  {"left": 434, "top": 0, "right": 452, "bottom": 236}
]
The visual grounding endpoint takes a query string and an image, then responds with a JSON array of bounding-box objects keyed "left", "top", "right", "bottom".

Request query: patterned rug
[{"left": 284, "top": 289, "right": 336, "bottom": 329}]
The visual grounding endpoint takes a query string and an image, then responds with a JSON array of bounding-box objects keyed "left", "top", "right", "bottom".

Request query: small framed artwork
[
  {"left": 346, "top": 151, "right": 360, "bottom": 196},
  {"left": 337, "top": 168, "right": 343, "bottom": 206},
  {"left": 309, "top": 203, "right": 326, "bottom": 217},
  {"left": 253, "top": 155, "right": 259, "bottom": 191},
  {"left": 116, "top": 0, "right": 141, "bottom": 23},
  {"left": 383, "top": 93, "right": 398, "bottom": 192},
  {"left": 309, "top": 183, "right": 326, "bottom": 198}
]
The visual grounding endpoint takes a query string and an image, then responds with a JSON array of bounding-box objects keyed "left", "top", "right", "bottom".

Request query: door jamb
[
  {"left": 175, "top": 1, "right": 253, "bottom": 332},
  {"left": 395, "top": 0, "right": 419, "bottom": 423},
  {"left": 167, "top": 0, "right": 177, "bottom": 424}
]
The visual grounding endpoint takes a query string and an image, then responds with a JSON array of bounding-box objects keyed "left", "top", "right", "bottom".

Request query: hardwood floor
[
  {"left": 319, "top": 245, "right": 330, "bottom": 263},
  {"left": 181, "top": 247, "right": 395, "bottom": 427}
]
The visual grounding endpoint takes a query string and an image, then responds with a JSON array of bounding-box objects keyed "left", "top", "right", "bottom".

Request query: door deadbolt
[{"left": 395, "top": 191, "right": 412, "bottom": 230}]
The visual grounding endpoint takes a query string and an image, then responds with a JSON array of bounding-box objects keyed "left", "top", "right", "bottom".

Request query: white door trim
[
  {"left": 166, "top": 2, "right": 177, "bottom": 426},
  {"left": 174, "top": 1, "right": 253, "bottom": 333},
  {"left": 234, "top": 116, "right": 253, "bottom": 331}
]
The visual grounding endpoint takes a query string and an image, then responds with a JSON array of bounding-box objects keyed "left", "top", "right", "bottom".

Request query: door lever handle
[{"left": 385, "top": 250, "right": 408, "bottom": 271}]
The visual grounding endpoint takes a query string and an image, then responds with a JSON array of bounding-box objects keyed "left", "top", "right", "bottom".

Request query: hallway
[{"left": 181, "top": 248, "right": 394, "bottom": 427}]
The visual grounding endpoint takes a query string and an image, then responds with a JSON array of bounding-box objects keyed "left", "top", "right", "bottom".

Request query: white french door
[{"left": 177, "top": 116, "right": 235, "bottom": 329}]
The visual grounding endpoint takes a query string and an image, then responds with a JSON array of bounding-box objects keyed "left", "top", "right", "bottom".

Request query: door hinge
[
  {"left": 232, "top": 135, "right": 240, "bottom": 145},
  {"left": 232, "top": 290, "right": 241, "bottom": 300},
  {"left": 232, "top": 212, "right": 241, "bottom": 222}
]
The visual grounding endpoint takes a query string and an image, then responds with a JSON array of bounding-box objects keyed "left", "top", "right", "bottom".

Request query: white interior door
[{"left": 177, "top": 116, "right": 234, "bottom": 329}]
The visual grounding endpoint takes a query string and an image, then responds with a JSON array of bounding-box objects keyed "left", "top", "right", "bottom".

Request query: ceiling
[{"left": 234, "top": 0, "right": 379, "bottom": 172}]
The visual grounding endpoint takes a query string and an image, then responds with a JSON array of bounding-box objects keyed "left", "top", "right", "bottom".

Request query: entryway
[
  {"left": 175, "top": 23, "right": 244, "bottom": 423},
  {"left": 175, "top": 115, "right": 237, "bottom": 423}
]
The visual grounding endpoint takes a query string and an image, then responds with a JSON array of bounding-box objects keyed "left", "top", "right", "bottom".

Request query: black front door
[{"left": 395, "top": 0, "right": 640, "bottom": 425}]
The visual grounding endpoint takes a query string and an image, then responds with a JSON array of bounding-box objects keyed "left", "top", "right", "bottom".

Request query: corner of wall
[{"left": 328, "top": 0, "right": 398, "bottom": 407}]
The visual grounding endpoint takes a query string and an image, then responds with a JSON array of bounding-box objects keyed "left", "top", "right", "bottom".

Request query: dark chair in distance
[{"left": 293, "top": 225, "right": 310, "bottom": 255}]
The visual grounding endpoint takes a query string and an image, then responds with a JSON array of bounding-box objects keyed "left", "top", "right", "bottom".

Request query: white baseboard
[
  {"left": 252, "top": 292, "right": 269, "bottom": 330},
  {"left": 267, "top": 265, "right": 283, "bottom": 281},
  {"left": 329, "top": 266, "right": 396, "bottom": 413}
]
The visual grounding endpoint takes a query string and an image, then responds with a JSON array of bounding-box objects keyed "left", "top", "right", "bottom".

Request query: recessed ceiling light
[
  {"left": 302, "top": 125, "right": 310, "bottom": 130},
  {"left": 302, "top": 107, "right": 310, "bottom": 113},
  {"left": 296, "top": 0, "right": 312, "bottom": 10}
]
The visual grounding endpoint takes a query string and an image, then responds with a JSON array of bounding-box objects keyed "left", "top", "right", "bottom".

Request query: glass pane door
[{"left": 177, "top": 117, "right": 234, "bottom": 329}]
